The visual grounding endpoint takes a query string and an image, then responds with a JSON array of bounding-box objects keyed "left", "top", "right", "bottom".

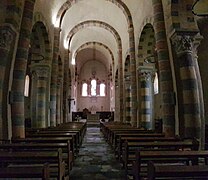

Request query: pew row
[
  {"left": 122, "top": 139, "right": 199, "bottom": 177},
  {"left": 0, "top": 163, "right": 50, "bottom": 179},
  {"left": 132, "top": 150, "right": 208, "bottom": 180},
  {"left": 0, "top": 148, "right": 65, "bottom": 180},
  {"left": 147, "top": 161, "right": 208, "bottom": 180}
]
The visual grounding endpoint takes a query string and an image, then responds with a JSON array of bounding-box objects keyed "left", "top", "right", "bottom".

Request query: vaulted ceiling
[{"left": 34, "top": 0, "right": 153, "bottom": 74}]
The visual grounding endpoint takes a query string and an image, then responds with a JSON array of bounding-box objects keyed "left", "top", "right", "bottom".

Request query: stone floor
[{"left": 69, "top": 125, "right": 126, "bottom": 180}]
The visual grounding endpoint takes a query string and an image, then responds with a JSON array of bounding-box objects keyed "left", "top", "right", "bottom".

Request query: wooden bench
[
  {"left": 26, "top": 132, "right": 79, "bottom": 153},
  {"left": 0, "top": 148, "right": 65, "bottom": 180},
  {"left": 147, "top": 161, "right": 208, "bottom": 180},
  {"left": 0, "top": 163, "right": 50, "bottom": 179},
  {"left": 112, "top": 132, "right": 165, "bottom": 151},
  {"left": 12, "top": 136, "right": 75, "bottom": 154},
  {"left": 117, "top": 136, "right": 181, "bottom": 160},
  {"left": 122, "top": 139, "right": 199, "bottom": 176},
  {"left": 132, "top": 150, "right": 208, "bottom": 180},
  {"left": 0, "top": 141, "right": 73, "bottom": 173}
]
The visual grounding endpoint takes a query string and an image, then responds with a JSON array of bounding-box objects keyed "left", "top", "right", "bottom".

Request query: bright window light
[
  {"left": 91, "top": 79, "right": 97, "bottom": 96},
  {"left": 154, "top": 72, "right": 159, "bottom": 94},
  {"left": 100, "top": 83, "right": 106, "bottom": 96},
  {"left": 82, "top": 83, "right": 88, "bottom": 96},
  {"left": 24, "top": 75, "right": 30, "bottom": 97}
]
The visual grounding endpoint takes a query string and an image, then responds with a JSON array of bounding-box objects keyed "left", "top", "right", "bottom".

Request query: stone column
[
  {"left": 56, "top": 77, "right": 62, "bottom": 125},
  {"left": 30, "top": 65, "right": 50, "bottom": 128},
  {"left": 50, "top": 27, "right": 61, "bottom": 126},
  {"left": 138, "top": 67, "right": 154, "bottom": 129},
  {"left": 128, "top": 27, "right": 137, "bottom": 127},
  {"left": 63, "top": 50, "right": 69, "bottom": 123},
  {"left": 152, "top": 0, "right": 175, "bottom": 136},
  {"left": 11, "top": 0, "right": 36, "bottom": 138},
  {"left": 124, "top": 74, "right": 131, "bottom": 124},
  {"left": 171, "top": 32, "right": 201, "bottom": 139},
  {"left": 30, "top": 70, "right": 37, "bottom": 127},
  {"left": 118, "top": 48, "right": 124, "bottom": 122},
  {"left": 0, "top": 24, "right": 16, "bottom": 139}
]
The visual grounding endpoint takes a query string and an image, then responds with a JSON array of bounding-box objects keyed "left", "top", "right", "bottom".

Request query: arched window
[
  {"left": 82, "top": 83, "right": 88, "bottom": 96},
  {"left": 91, "top": 79, "right": 97, "bottom": 96},
  {"left": 154, "top": 72, "right": 159, "bottom": 94},
  {"left": 24, "top": 75, "right": 30, "bottom": 97},
  {"left": 100, "top": 83, "right": 106, "bottom": 96}
]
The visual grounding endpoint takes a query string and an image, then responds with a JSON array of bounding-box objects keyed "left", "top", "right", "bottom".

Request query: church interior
[{"left": 0, "top": 0, "right": 208, "bottom": 179}]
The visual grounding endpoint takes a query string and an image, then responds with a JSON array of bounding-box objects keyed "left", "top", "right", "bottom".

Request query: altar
[{"left": 87, "top": 114, "right": 100, "bottom": 122}]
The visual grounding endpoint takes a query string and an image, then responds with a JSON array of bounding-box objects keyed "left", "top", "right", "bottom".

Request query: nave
[{"left": 70, "top": 125, "right": 126, "bottom": 180}]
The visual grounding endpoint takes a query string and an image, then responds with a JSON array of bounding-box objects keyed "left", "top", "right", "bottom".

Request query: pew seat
[{"left": 148, "top": 161, "right": 208, "bottom": 180}]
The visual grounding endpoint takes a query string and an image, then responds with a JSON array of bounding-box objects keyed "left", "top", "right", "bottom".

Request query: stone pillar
[
  {"left": 128, "top": 27, "right": 137, "bottom": 127},
  {"left": 118, "top": 48, "right": 124, "bottom": 122},
  {"left": 171, "top": 32, "right": 201, "bottom": 139},
  {"left": 0, "top": 24, "right": 16, "bottom": 139},
  {"left": 193, "top": 34, "right": 205, "bottom": 148},
  {"left": 30, "top": 65, "right": 50, "bottom": 128},
  {"left": 124, "top": 74, "right": 131, "bottom": 124},
  {"left": 50, "top": 27, "right": 61, "bottom": 126},
  {"left": 63, "top": 50, "right": 69, "bottom": 123},
  {"left": 138, "top": 67, "right": 154, "bottom": 129},
  {"left": 11, "top": 0, "right": 36, "bottom": 138},
  {"left": 30, "top": 70, "right": 37, "bottom": 127},
  {"left": 152, "top": 0, "right": 175, "bottom": 136},
  {"left": 56, "top": 78, "right": 62, "bottom": 125}
]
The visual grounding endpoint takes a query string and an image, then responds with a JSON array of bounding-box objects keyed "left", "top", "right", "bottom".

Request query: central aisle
[{"left": 69, "top": 126, "right": 126, "bottom": 180}]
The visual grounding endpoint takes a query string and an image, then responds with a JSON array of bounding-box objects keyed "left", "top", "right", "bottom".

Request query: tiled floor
[{"left": 69, "top": 125, "right": 126, "bottom": 180}]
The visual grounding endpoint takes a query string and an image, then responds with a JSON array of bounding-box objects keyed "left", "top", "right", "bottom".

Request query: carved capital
[
  {"left": 35, "top": 67, "right": 49, "bottom": 78},
  {"left": 171, "top": 34, "right": 194, "bottom": 55},
  {"left": 31, "top": 66, "right": 50, "bottom": 79},
  {"left": 139, "top": 71, "right": 153, "bottom": 81},
  {"left": 0, "top": 25, "right": 15, "bottom": 50}
]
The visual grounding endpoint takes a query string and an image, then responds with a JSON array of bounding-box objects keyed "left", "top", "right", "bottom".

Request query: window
[
  {"left": 154, "top": 72, "right": 159, "bottom": 94},
  {"left": 82, "top": 83, "right": 88, "bottom": 96},
  {"left": 24, "top": 75, "right": 30, "bottom": 97},
  {"left": 100, "top": 83, "right": 106, "bottom": 96},
  {"left": 91, "top": 79, "right": 97, "bottom": 96}
]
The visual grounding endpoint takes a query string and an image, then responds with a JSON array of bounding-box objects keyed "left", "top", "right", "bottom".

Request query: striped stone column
[
  {"left": 56, "top": 78, "right": 62, "bottom": 125},
  {"left": 171, "top": 32, "right": 201, "bottom": 139},
  {"left": 118, "top": 48, "right": 124, "bottom": 122},
  {"left": 124, "top": 76, "right": 131, "bottom": 124},
  {"left": 138, "top": 67, "right": 154, "bottom": 129},
  {"left": 0, "top": 25, "right": 16, "bottom": 139},
  {"left": 50, "top": 27, "right": 61, "bottom": 126},
  {"left": 30, "top": 70, "right": 37, "bottom": 127},
  {"left": 152, "top": 0, "right": 175, "bottom": 136},
  {"left": 63, "top": 50, "right": 70, "bottom": 123},
  {"left": 30, "top": 65, "right": 49, "bottom": 128},
  {"left": 128, "top": 27, "right": 137, "bottom": 127},
  {"left": 11, "top": 0, "right": 36, "bottom": 138}
]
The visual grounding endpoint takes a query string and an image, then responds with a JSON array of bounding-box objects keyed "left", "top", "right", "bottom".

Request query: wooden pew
[
  {"left": 26, "top": 132, "right": 79, "bottom": 153},
  {"left": 108, "top": 128, "right": 156, "bottom": 145},
  {"left": 112, "top": 132, "right": 165, "bottom": 151},
  {"left": 26, "top": 129, "right": 82, "bottom": 148},
  {"left": 147, "top": 161, "right": 208, "bottom": 180},
  {"left": 12, "top": 136, "right": 75, "bottom": 154},
  {"left": 0, "top": 163, "right": 50, "bottom": 179},
  {"left": 26, "top": 121, "right": 87, "bottom": 146},
  {"left": 0, "top": 148, "right": 65, "bottom": 180},
  {"left": 0, "top": 141, "right": 73, "bottom": 173},
  {"left": 117, "top": 136, "right": 180, "bottom": 160},
  {"left": 122, "top": 139, "right": 199, "bottom": 176},
  {"left": 132, "top": 149, "right": 208, "bottom": 180}
]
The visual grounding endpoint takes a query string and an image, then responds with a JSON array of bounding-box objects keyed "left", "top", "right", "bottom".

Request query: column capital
[
  {"left": 138, "top": 66, "right": 155, "bottom": 81},
  {"left": 31, "top": 65, "right": 50, "bottom": 79},
  {"left": 171, "top": 30, "right": 199, "bottom": 55},
  {"left": 0, "top": 24, "right": 16, "bottom": 50}
]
